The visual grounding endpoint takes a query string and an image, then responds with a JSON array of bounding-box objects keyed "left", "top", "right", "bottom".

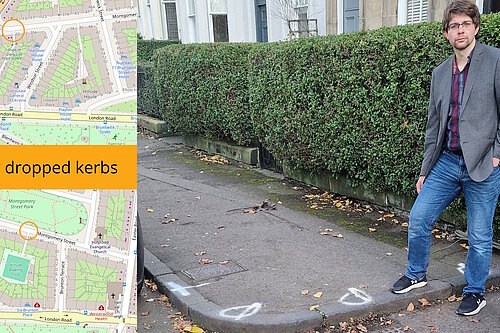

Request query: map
[
  {"left": 0, "top": 0, "right": 138, "bottom": 331},
  {"left": 0, "top": 189, "right": 138, "bottom": 332},
  {"left": 0, "top": 0, "right": 137, "bottom": 145}
]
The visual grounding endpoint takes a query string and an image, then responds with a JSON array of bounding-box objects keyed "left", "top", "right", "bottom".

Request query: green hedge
[
  {"left": 138, "top": 38, "right": 179, "bottom": 62},
  {"left": 153, "top": 43, "right": 253, "bottom": 144},
  {"left": 137, "top": 38, "right": 180, "bottom": 119},
  {"left": 153, "top": 13, "right": 500, "bottom": 238}
]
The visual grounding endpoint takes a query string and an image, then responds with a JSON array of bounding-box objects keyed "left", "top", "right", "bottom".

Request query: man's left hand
[{"left": 494, "top": 157, "right": 500, "bottom": 167}]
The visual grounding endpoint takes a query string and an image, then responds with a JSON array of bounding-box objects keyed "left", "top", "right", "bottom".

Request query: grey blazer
[{"left": 420, "top": 42, "right": 500, "bottom": 182}]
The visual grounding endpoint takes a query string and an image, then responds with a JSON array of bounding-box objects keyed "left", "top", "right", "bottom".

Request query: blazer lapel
[
  {"left": 440, "top": 56, "right": 453, "bottom": 126},
  {"left": 460, "top": 42, "right": 483, "bottom": 117}
]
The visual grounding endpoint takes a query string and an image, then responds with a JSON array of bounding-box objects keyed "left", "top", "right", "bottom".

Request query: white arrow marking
[
  {"left": 167, "top": 282, "right": 210, "bottom": 296},
  {"left": 219, "top": 303, "right": 262, "bottom": 321},
  {"left": 338, "top": 288, "right": 372, "bottom": 306}
]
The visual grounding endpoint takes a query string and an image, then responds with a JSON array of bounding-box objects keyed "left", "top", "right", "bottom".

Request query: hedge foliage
[
  {"left": 138, "top": 39, "right": 179, "bottom": 119},
  {"left": 152, "top": 13, "right": 500, "bottom": 237}
]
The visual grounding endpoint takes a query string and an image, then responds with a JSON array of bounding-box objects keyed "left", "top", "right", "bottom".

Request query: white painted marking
[
  {"left": 457, "top": 263, "right": 465, "bottom": 274},
  {"left": 338, "top": 288, "right": 372, "bottom": 306},
  {"left": 219, "top": 303, "right": 262, "bottom": 321},
  {"left": 167, "top": 282, "right": 211, "bottom": 296}
]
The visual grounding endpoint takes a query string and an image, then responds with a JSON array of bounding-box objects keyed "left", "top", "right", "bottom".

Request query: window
[
  {"left": 295, "top": 0, "right": 308, "bottom": 8},
  {"left": 188, "top": 0, "right": 195, "bottom": 16},
  {"left": 406, "top": 0, "right": 427, "bottom": 24},
  {"left": 161, "top": 0, "right": 179, "bottom": 40},
  {"left": 146, "top": 0, "right": 154, "bottom": 38},
  {"left": 210, "top": 0, "right": 228, "bottom": 42}
]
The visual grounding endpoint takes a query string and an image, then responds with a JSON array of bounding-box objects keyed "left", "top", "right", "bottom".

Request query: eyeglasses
[{"left": 448, "top": 20, "right": 474, "bottom": 31}]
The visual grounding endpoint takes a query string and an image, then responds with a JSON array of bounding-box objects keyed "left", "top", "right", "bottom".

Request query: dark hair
[{"left": 442, "top": 0, "right": 480, "bottom": 32}]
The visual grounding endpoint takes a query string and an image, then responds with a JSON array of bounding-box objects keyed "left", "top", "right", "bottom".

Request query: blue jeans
[{"left": 406, "top": 151, "right": 500, "bottom": 295}]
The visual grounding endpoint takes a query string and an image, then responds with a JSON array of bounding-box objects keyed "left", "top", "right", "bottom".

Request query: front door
[
  {"left": 255, "top": 0, "right": 268, "bottom": 42},
  {"left": 343, "top": 0, "right": 359, "bottom": 33}
]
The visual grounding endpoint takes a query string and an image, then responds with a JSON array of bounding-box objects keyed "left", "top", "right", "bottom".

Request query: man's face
[{"left": 444, "top": 13, "right": 479, "bottom": 51}]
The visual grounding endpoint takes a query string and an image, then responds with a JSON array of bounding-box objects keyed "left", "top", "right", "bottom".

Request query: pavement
[{"left": 137, "top": 134, "right": 500, "bottom": 333}]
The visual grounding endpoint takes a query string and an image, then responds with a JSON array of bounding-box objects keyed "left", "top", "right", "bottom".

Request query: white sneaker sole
[
  {"left": 392, "top": 281, "right": 428, "bottom": 294},
  {"left": 457, "top": 300, "right": 486, "bottom": 316}
]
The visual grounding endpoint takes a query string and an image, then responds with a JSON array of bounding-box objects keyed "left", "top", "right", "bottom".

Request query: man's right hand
[{"left": 416, "top": 176, "right": 426, "bottom": 194}]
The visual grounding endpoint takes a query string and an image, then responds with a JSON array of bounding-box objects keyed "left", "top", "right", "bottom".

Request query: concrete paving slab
[{"left": 138, "top": 135, "right": 500, "bottom": 333}]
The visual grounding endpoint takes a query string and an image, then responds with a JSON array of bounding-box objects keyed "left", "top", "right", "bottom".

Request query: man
[{"left": 391, "top": 0, "right": 500, "bottom": 316}]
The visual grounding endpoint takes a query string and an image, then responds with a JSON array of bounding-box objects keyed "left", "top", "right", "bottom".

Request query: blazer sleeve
[
  {"left": 495, "top": 51, "right": 500, "bottom": 159},
  {"left": 420, "top": 70, "right": 440, "bottom": 177}
]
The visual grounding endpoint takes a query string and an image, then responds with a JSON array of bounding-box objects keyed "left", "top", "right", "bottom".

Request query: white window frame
[
  {"left": 295, "top": 0, "right": 308, "bottom": 8},
  {"left": 188, "top": 0, "right": 196, "bottom": 17},
  {"left": 146, "top": 0, "right": 154, "bottom": 38},
  {"left": 337, "top": 0, "right": 343, "bottom": 34},
  {"left": 161, "top": 0, "right": 178, "bottom": 40},
  {"left": 207, "top": 0, "right": 228, "bottom": 42},
  {"left": 398, "top": 0, "right": 428, "bottom": 25}
]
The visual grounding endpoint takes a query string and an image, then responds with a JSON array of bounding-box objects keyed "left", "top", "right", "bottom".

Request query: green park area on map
[
  {"left": 3, "top": 254, "right": 30, "bottom": 283},
  {"left": 0, "top": 240, "right": 48, "bottom": 299},
  {"left": 102, "top": 99, "right": 137, "bottom": 113},
  {"left": 2, "top": 121, "right": 137, "bottom": 145},
  {"left": 0, "top": 42, "right": 32, "bottom": 96},
  {"left": 0, "top": 190, "right": 87, "bottom": 235},
  {"left": 74, "top": 259, "right": 117, "bottom": 302},
  {"left": 104, "top": 191, "right": 125, "bottom": 241}
]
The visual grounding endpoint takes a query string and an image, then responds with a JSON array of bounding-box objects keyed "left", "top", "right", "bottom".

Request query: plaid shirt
[{"left": 444, "top": 49, "right": 474, "bottom": 154}]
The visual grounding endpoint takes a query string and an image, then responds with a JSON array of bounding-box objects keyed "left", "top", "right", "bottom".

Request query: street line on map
[{"left": 101, "top": 18, "right": 124, "bottom": 95}]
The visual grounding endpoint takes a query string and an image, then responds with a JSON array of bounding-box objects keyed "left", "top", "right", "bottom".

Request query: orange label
[{"left": 0, "top": 145, "right": 136, "bottom": 189}]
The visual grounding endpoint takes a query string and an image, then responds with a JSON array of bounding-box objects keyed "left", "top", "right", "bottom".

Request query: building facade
[{"left": 138, "top": 0, "right": 495, "bottom": 42}]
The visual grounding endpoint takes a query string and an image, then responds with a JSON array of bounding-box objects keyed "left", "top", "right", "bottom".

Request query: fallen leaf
[
  {"left": 419, "top": 298, "right": 431, "bottom": 306},
  {"left": 460, "top": 243, "right": 469, "bottom": 249},
  {"left": 435, "top": 235, "right": 442, "bottom": 239},
  {"left": 184, "top": 325, "right": 204, "bottom": 333},
  {"left": 369, "top": 228, "right": 377, "bottom": 233},
  {"left": 359, "top": 284, "right": 368, "bottom": 289},
  {"left": 146, "top": 298, "right": 155, "bottom": 302},
  {"left": 313, "top": 291, "right": 323, "bottom": 298},
  {"left": 392, "top": 219, "right": 399, "bottom": 224},
  {"left": 467, "top": 318, "right": 479, "bottom": 323},
  {"left": 386, "top": 252, "right": 393, "bottom": 256},
  {"left": 219, "top": 260, "right": 229, "bottom": 265},
  {"left": 339, "top": 322, "right": 348, "bottom": 330},
  {"left": 199, "top": 259, "right": 213, "bottom": 265},
  {"left": 302, "top": 289, "right": 309, "bottom": 296},
  {"left": 278, "top": 201, "right": 282, "bottom": 204},
  {"left": 159, "top": 294, "right": 169, "bottom": 302},
  {"left": 447, "top": 295, "right": 456, "bottom": 302},
  {"left": 430, "top": 326, "right": 439, "bottom": 333},
  {"left": 244, "top": 209, "right": 257, "bottom": 214},
  {"left": 457, "top": 296, "right": 463, "bottom": 302},
  {"left": 320, "top": 232, "right": 331, "bottom": 235},
  {"left": 335, "top": 202, "right": 343, "bottom": 208},
  {"left": 334, "top": 233, "right": 343, "bottom": 238},
  {"left": 310, "top": 205, "right": 318, "bottom": 209},
  {"left": 403, "top": 326, "right": 409, "bottom": 331},
  {"left": 356, "top": 323, "right": 368, "bottom": 332},
  {"left": 195, "top": 251, "right": 206, "bottom": 256},
  {"left": 141, "top": 311, "right": 149, "bottom": 316},
  {"left": 406, "top": 303, "right": 414, "bottom": 312},
  {"left": 401, "top": 222, "right": 409, "bottom": 228},
  {"left": 309, "top": 304, "right": 319, "bottom": 311},
  {"left": 195, "top": 196, "right": 201, "bottom": 200},
  {"left": 383, "top": 214, "right": 395, "bottom": 218},
  {"left": 146, "top": 208, "right": 154, "bottom": 212}
]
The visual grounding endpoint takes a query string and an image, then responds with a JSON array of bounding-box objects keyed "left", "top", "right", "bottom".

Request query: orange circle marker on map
[
  {"left": 19, "top": 221, "right": 38, "bottom": 241},
  {"left": 2, "top": 18, "right": 25, "bottom": 43}
]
